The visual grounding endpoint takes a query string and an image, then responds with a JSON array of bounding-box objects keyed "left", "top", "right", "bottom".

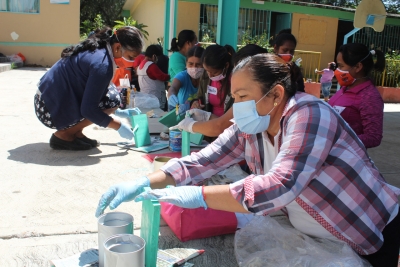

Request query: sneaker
[
  {"left": 49, "top": 134, "right": 91, "bottom": 150},
  {"left": 76, "top": 136, "right": 100, "bottom": 148}
]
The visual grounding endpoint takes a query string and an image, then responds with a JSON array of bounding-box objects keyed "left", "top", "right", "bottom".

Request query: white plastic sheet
[
  {"left": 133, "top": 92, "right": 160, "bottom": 110},
  {"left": 234, "top": 215, "right": 372, "bottom": 267}
]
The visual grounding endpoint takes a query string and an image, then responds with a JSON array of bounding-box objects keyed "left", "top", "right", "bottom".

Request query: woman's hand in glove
[{"left": 135, "top": 186, "right": 207, "bottom": 209}]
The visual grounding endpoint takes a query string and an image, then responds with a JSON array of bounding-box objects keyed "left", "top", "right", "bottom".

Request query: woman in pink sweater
[{"left": 329, "top": 43, "right": 385, "bottom": 149}]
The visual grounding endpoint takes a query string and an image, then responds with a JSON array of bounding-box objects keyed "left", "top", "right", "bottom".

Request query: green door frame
[
  {"left": 216, "top": 0, "right": 240, "bottom": 48},
  {"left": 163, "top": 0, "right": 178, "bottom": 55}
]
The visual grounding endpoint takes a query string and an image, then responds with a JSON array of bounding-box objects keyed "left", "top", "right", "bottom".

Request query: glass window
[{"left": 0, "top": 0, "right": 39, "bottom": 13}]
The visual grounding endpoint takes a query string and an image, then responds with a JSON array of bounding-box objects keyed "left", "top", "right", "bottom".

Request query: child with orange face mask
[{"left": 272, "top": 30, "right": 305, "bottom": 92}]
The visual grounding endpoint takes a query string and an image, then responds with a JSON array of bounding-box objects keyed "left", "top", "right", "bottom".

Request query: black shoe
[
  {"left": 76, "top": 136, "right": 100, "bottom": 148},
  {"left": 49, "top": 134, "right": 91, "bottom": 150}
]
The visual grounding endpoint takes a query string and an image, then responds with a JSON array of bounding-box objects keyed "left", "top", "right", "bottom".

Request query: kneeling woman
[
  {"left": 97, "top": 54, "right": 400, "bottom": 266},
  {"left": 35, "top": 27, "right": 144, "bottom": 150}
]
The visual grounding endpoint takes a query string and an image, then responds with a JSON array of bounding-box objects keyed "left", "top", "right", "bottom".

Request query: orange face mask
[
  {"left": 278, "top": 54, "right": 293, "bottom": 63},
  {"left": 114, "top": 57, "right": 135, "bottom": 69},
  {"left": 334, "top": 68, "right": 356, "bottom": 87}
]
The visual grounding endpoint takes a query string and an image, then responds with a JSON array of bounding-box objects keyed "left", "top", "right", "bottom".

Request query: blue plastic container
[{"left": 169, "top": 130, "right": 182, "bottom": 152}]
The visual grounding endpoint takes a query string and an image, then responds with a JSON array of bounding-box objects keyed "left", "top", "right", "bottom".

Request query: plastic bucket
[
  {"left": 169, "top": 130, "right": 182, "bottom": 152},
  {"left": 97, "top": 212, "right": 134, "bottom": 267},
  {"left": 103, "top": 234, "right": 145, "bottom": 267}
]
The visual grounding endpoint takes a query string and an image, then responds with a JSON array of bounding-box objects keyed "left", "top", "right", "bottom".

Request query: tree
[
  {"left": 285, "top": 0, "right": 399, "bottom": 13},
  {"left": 80, "top": 0, "right": 126, "bottom": 31}
]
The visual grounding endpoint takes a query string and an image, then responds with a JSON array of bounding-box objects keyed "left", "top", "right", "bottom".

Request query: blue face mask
[{"left": 233, "top": 91, "right": 276, "bottom": 134}]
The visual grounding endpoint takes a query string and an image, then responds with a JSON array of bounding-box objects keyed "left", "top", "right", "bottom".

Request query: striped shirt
[{"left": 161, "top": 92, "right": 400, "bottom": 255}]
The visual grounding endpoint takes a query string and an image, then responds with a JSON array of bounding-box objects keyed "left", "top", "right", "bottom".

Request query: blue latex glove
[
  {"left": 95, "top": 176, "right": 150, "bottom": 217},
  {"left": 115, "top": 108, "right": 141, "bottom": 118},
  {"left": 117, "top": 123, "right": 134, "bottom": 140},
  {"left": 168, "top": 94, "right": 179, "bottom": 107},
  {"left": 135, "top": 186, "right": 207, "bottom": 209}
]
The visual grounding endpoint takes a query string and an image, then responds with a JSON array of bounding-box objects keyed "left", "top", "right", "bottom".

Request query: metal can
[
  {"left": 169, "top": 130, "right": 182, "bottom": 152},
  {"left": 120, "top": 88, "right": 127, "bottom": 109}
]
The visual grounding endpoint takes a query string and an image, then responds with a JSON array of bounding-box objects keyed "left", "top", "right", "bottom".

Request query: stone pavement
[{"left": 0, "top": 68, "right": 399, "bottom": 266}]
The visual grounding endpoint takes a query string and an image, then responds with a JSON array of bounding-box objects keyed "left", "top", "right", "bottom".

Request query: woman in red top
[
  {"left": 137, "top": 45, "right": 170, "bottom": 110},
  {"left": 329, "top": 43, "right": 385, "bottom": 149}
]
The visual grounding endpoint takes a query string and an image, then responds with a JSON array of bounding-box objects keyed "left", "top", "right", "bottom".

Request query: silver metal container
[
  {"left": 97, "top": 212, "right": 134, "bottom": 267},
  {"left": 104, "top": 234, "right": 145, "bottom": 267}
]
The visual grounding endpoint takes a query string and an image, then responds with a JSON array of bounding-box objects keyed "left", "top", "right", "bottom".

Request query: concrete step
[{"left": 0, "top": 63, "right": 11, "bottom": 73}]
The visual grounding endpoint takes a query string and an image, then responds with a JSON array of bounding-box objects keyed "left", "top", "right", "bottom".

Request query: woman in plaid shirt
[{"left": 97, "top": 54, "right": 400, "bottom": 266}]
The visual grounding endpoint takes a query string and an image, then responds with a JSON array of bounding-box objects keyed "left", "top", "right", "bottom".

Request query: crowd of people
[{"left": 34, "top": 26, "right": 399, "bottom": 267}]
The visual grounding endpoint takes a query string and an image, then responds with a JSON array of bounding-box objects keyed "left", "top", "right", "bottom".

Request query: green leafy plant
[
  {"left": 93, "top": 14, "right": 105, "bottom": 31},
  {"left": 239, "top": 27, "right": 272, "bottom": 51},
  {"left": 10, "top": 62, "right": 17, "bottom": 69},
  {"left": 371, "top": 51, "right": 400, "bottom": 87},
  {"left": 200, "top": 33, "right": 215, "bottom": 48},
  {"left": 114, "top": 16, "right": 149, "bottom": 40},
  {"left": 80, "top": 14, "right": 105, "bottom": 40}
]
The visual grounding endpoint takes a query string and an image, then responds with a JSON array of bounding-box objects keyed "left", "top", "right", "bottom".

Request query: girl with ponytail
[
  {"left": 329, "top": 43, "right": 385, "bottom": 148},
  {"left": 168, "top": 30, "right": 198, "bottom": 82}
]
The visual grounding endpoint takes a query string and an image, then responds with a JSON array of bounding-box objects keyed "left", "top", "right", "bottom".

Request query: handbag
[{"left": 160, "top": 202, "right": 238, "bottom": 242}]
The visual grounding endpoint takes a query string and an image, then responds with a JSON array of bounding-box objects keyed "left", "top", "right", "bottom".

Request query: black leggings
[{"left": 361, "top": 207, "right": 400, "bottom": 267}]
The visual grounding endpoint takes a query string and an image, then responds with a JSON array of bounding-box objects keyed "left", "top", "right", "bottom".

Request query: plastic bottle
[
  {"left": 130, "top": 85, "right": 136, "bottom": 108},
  {"left": 181, "top": 111, "right": 191, "bottom": 157},
  {"left": 120, "top": 88, "right": 128, "bottom": 109},
  {"left": 126, "top": 87, "right": 131, "bottom": 107}
]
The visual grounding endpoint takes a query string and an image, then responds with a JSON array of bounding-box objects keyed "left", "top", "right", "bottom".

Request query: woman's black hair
[
  {"left": 338, "top": 43, "right": 385, "bottom": 75},
  {"left": 61, "top": 26, "right": 144, "bottom": 58},
  {"left": 329, "top": 62, "right": 336, "bottom": 71},
  {"left": 233, "top": 44, "right": 268, "bottom": 66},
  {"left": 274, "top": 32, "right": 297, "bottom": 49},
  {"left": 233, "top": 53, "right": 299, "bottom": 98},
  {"left": 186, "top": 46, "right": 204, "bottom": 60},
  {"left": 145, "top": 44, "right": 163, "bottom": 58},
  {"left": 169, "top": 30, "right": 196, "bottom": 53},
  {"left": 202, "top": 44, "right": 236, "bottom": 105}
]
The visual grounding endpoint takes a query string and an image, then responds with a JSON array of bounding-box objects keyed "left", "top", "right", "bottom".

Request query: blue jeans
[{"left": 321, "top": 82, "right": 332, "bottom": 98}]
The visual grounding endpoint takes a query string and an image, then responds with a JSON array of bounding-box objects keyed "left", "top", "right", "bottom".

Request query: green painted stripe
[
  {"left": 180, "top": 0, "right": 400, "bottom": 26},
  {"left": 0, "top": 42, "right": 72, "bottom": 47}
]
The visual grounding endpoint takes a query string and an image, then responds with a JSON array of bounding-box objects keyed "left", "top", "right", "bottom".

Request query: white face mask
[
  {"left": 187, "top": 68, "right": 204, "bottom": 79},
  {"left": 233, "top": 90, "right": 276, "bottom": 134},
  {"left": 209, "top": 68, "right": 226, "bottom": 82}
]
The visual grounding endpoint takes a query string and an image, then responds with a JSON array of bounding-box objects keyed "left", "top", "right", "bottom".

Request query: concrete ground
[{"left": 0, "top": 68, "right": 399, "bottom": 266}]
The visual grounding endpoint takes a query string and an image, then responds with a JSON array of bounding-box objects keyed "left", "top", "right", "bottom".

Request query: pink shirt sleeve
[{"left": 357, "top": 85, "right": 383, "bottom": 148}]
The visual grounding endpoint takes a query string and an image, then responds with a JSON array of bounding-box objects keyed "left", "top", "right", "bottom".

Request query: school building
[{"left": 1, "top": 0, "right": 400, "bottom": 70}]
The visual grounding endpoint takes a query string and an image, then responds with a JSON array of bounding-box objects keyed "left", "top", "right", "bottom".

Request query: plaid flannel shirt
[{"left": 161, "top": 93, "right": 400, "bottom": 255}]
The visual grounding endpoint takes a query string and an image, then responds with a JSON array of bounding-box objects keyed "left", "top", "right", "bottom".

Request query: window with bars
[
  {"left": 199, "top": 4, "right": 271, "bottom": 45},
  {"left": 0, "top": 0, "right": 39, "bottom": 13},
  {"left": 353, "top": 25, "right": 400, "bottom": 55}
]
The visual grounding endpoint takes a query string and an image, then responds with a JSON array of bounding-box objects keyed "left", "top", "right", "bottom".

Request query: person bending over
[{"left": 34, "top": 27, "right": 144, "bottom": 150}]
